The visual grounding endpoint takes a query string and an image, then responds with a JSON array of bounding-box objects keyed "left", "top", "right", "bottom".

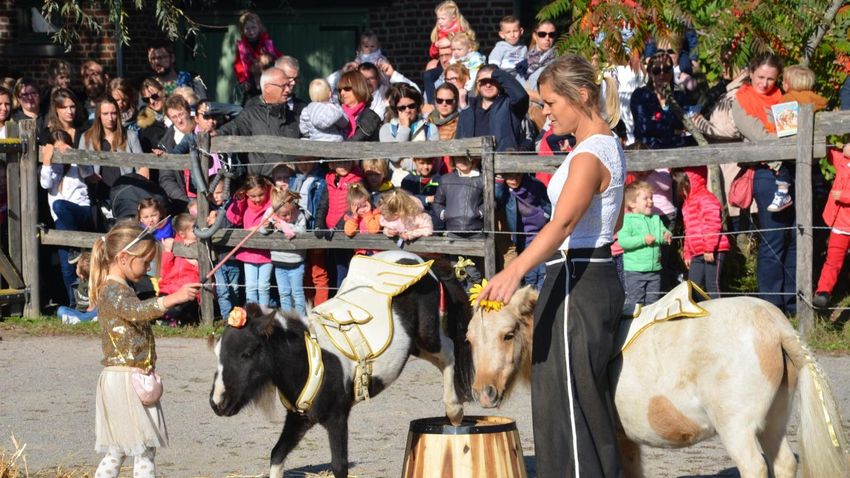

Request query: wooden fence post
[
  {"left": 19, "top": 120, "right": 40, "bottom": 317},
  {"left": 196, "top": 133, "right": 215, "bottom": 326},
  {"left": 5, "top": 121, "right": 23, "bottom": 316},
  {"left": 795, "top": 105, "right": 815, "bottom": 336},
  {"left": 481, "top": 136, "right": 497, "bottom": 279}
]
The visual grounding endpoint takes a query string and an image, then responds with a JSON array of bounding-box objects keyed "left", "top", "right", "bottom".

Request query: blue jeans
[
  {"left": 244, "top": 262, "right": 273, "bottom": 306},
  {"left": 52, "top": 200, "right": 93, "bottom": 307},
  {"left": 214, "top": 259, "right": 241, "bottom": 319},
  {"left": 523, "top": 263, "right": 546, "bottom": 291},
  {"left": 275, "top": 262, "right": 306, "bottom": 316},
  {"left": 753, "top": 167, "right": 797, "bottom": 314},
  {"left": 56, "top": 305, "right": 97, "bottom": 322}
]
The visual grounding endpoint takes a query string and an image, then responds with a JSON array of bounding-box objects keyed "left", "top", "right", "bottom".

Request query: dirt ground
[{"left": 2, "top": 334, "right": 850, "bottom": 478}]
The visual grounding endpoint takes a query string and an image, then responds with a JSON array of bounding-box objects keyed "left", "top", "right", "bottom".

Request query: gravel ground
[{"left": 1, "top": 334, "right": 849, "bottom": 478}]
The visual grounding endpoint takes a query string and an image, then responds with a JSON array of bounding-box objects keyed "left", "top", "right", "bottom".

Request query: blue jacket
[
  {"left": 456, "top": 68, "right": 529, "bottom": 152},
  {"left": 498, "top": 176, "right": 551, "bottom": 250},
  {"left": 630, "top": 86, "right": 696, "bottom": 149}
]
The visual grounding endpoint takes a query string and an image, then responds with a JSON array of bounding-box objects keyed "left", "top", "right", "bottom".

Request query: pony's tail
[
  {"left": 431, "top": 258, "right": 474, "bottom": 403},
  {"left": 781, "top": 330, "right": 850, "bottom": 478}
]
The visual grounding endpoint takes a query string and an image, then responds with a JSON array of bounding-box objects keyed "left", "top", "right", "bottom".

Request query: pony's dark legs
[
  {"left": 325, "top": 412, "right": 350, "bottom": 478},
  {"left": 269, "top": 412, "right": 314, "bottom": 478}
]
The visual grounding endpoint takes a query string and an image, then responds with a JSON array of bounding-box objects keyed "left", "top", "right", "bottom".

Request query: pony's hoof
[{"left": 447, "top": 405, "right": 464, "bottom": 426}]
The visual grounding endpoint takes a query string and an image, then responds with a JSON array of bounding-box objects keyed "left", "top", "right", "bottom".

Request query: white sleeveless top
[{"left": 547, "top": 134, "right": 625, "bottom": 250}]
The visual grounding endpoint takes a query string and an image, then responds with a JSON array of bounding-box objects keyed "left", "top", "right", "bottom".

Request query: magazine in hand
[{"left": 771, "top": 101, "right": 799, "bottom": 138}]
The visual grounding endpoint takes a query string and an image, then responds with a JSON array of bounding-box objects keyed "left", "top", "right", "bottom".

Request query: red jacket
[
  {"left": 234, "top": 32, "right": 283, "bottom": 84},
  {"left": 158, "top": 236, "right": 200, "bottom": 295},
  {"left": 823, "top": 148, "right": 850, "bottom": 231},
  {"left": 681, "top": 166, "right": 731, "bottom": 259},
  {"left": 325, "top": 168, "right": 364, "bottom": 229}
]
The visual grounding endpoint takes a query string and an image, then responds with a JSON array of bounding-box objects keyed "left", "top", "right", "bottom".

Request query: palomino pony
[
  {"left": 466, "top": 285, "right": 850, "bottom": 478},
  {"left": 209, "top": 251, "right": 474, "bottom": 478}
]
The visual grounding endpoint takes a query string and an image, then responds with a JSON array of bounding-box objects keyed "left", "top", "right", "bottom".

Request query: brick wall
[{"left": 369, "top": 0, "right": 515, "bottom": 84}]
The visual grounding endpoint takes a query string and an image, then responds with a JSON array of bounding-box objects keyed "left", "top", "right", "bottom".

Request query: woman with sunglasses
[
  {"left": 456, "top": 64, "right": 529, "bottom": 152},
  {"left": 517, "top": 21, "right": 558, "bottom": 103},
  {"left": 629, "top": 52, "right": 697, "bottom": 149},
  {"left": 379, "top": 84, "right": 439, "bottom": 183},
  {"left": 337, "top": 70, "right": 381, "bottom": 142},
  {"left": 427, "top": 83, "right": 461, "bottom": 172},
  {"left": 12, "top": 77, "right": 46, "bottom": 133},
  {"left": 136, "top": 77, "right": 168, "bottom": 153}
]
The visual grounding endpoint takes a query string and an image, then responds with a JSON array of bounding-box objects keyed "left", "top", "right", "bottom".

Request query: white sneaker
[
  {"left": 61, "top": 314, "right": 80, "bottom": 325},
  {"left": 767, "top": 190, "right": 792, "bottom": 212}
]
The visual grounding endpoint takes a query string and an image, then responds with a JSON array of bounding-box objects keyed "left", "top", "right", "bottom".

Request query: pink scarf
[{"left": 342, "top": 102, "right": 366, "bottom": 139}]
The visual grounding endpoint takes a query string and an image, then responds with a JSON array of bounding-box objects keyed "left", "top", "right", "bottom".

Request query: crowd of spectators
[{"left": 7, "top": 0, "right": 849, "bottom": 323}]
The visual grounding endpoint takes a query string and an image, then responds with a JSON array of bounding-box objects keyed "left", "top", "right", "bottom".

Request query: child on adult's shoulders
[
  {"left": 449, "top": 32, "right": 486, "bottom": 91},
  {"left": 617, "top": 181, "right": 671, "bottom": 307},
  {"left": 488, "top": 15, "right": 527, "bottom": 77}
]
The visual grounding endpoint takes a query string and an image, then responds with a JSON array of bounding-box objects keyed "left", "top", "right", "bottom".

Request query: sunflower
[{"left": 468, "top": 279, "right": 504, "bottom": 312}]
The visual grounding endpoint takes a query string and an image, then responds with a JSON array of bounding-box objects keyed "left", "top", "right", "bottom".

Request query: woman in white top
[{"left": 478, "top": 54, "right": 626, "bottom": 478}]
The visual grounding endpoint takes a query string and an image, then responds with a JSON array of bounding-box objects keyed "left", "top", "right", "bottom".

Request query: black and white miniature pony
[{"left": 209, "top": 251, "right": 474, "bottom": 478}]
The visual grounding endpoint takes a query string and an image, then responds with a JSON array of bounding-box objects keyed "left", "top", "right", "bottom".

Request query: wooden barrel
[{"left": 401, "top": 416, "right": 527, "bottom": 478}]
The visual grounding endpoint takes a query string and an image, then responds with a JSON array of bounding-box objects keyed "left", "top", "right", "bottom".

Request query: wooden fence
[{"left": 6, "top": 107, "right": 849, "bottom": 333}]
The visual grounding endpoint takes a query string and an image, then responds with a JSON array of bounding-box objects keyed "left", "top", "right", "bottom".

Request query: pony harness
[
  {"left": 282, "top": 256, "right": 433, "bottom": 413},
  {"left": 619, "top": 280, "right": 710, "bottom": 355}
]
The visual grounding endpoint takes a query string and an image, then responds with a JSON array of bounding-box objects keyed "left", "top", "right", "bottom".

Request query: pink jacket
[
  {"left": 681, "top": 166, "right": 731, "bottom": 259},
  {"left": 325, "top": 168, "right": 364, "bottom": 229},
  {"left": 234, "top": 32, "right": 283, "bottom": 84},
  {"left": 380, "top": 212, "right": 433, "bottom": 240},
  {"left": 226, "top": 187, "right": 272, "bottom": 264},
  {"left": 823, "top": 148, "right": 850, "bottom": 231}
]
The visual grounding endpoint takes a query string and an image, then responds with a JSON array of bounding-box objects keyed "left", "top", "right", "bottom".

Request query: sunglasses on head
[
  {"left": 338, "top": 86, "right": 353, "bottom": 93},
  {"left": 651, "top": 65, "right": 674, "bottom": 75},
  {"left": 142, "top": 93, "right": 161, "bottom": 104},
  {"left": 395, "top": 103, "right": 418, "bottom": 112},
  {"left": 435, "top": 98, "right": 455, "bottom": 105},
  {"left": 536, "top": 31, "right": 557, "bottom": 39}
]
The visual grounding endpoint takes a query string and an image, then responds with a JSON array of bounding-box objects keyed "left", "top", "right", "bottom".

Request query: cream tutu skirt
[{"left": 95, "top": 367, "right": 168, "bottom": 456}]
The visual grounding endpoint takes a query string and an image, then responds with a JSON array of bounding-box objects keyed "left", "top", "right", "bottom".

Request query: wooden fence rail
[{"left": 13, "top": 108, "right": 850, "bottom": 332}]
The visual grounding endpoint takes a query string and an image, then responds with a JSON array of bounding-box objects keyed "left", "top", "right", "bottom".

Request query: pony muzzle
[{"left": 475, "top": 384, "right": 502, "bottom": 408}]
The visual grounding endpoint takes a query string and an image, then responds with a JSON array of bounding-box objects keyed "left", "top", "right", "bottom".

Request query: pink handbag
[
  {"left": 728, "top": 167, "right": 755, "bottom": 209},
  {"left": 132, "top": 369, "right": 163, "bottom": 406}
]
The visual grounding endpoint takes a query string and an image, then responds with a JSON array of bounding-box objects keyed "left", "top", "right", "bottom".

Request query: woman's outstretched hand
[{"left": 475, "top": 267, "right": 523, "bottom": 306}]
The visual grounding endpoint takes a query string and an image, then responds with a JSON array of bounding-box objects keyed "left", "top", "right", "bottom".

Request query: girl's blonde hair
[
  {"left": 238, "top": 11, "right": 265, "bottom": 33},
  {"left": 624, "top": 180, "right": 653, "bottom": 205},
  {"left": 449, "top": 31, "right": 479, "bottom": 53},
  {"left": 431, "top": 1, "right": 474, "bottom": 45},
  {"left": 308, "top": 78, "right": 333, "bottom": 102},
  {"left": 89, "top": 223, "right": 158, "bottom": 307},
  {"left": 361, "top": 158, "right": 388, "bottom": 177},
  {"left": 271, "top": 187, "right": 301, "bottom": 212},
  {"left": 346, "top": 182, "right": 371, "bottom": 207},
  {"left": 378, "top": 189, "right": 421, "bottom": 220}
]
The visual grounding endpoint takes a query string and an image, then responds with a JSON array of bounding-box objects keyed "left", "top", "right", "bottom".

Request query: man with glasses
[
  {"left": 423, "top": 45, "right": 454, "bottom": 105},
  {"left": 275, "top": 55, "right": 309, "bottom": 117},
  {"left": 215, "top": 67, "right": 300, "bottom": 177},
  {"left": 146, "top": 39, "right": 208, "bottom": 100}
]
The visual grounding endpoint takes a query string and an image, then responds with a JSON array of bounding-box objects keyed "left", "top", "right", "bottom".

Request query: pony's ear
[
  {"left": 507, "top": 286, "right": 538, "bottom": 323},
  {"left": 244, "top": 303, "right": 265, "bottom": 320},
  {"left": 257, "top": 311, "right": 279, "bottom": 338}
]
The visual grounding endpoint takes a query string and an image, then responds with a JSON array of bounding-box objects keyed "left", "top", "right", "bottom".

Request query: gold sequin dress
[{"left": 95, "top": 277, "right": 168, "bottom": 456}]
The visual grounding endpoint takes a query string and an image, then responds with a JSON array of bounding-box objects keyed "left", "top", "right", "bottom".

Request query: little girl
[
  {"left": 449, "top": 32, "right": 486, "bottom": 91},
  {"left": 814, "top": 144, "right": 850, "bottom": 308},
  {"left": 428, "top": 1, "right": 474, "bottom": 67},
  {"left": 263, "top": 189, "right": 307, "bottom": 316},
  {"left": 343, "top": 183, "right": 382, "bottom": 240},
  {"left": 137, "top": 198, "right": 173, "bottom": 241},
  {"left": 299, "top": 78, "right": 349, "bottom": 142},
  {"left": 362, "top": 158, "right": 394, "bottom": 206},
  {"left": 354, "top": 31, "right": 387, "bottom": 66},
  {"left": 233, "top": 11, "right": 283, "bottom": 89},
  {"left": 379, "top": 189, "right": 433, "bottom": 243},
  {"left": 226, "top": 175, "right": 273, "bottom": 306},
  {"left": 672, "top": 167, "right": 730, "bottom": 298},
  {"left": 323, "top": 160, "right": 364, "bottom": 286},
  {"left": 90, "top": 222, "right": 199, "bottom": 478}
]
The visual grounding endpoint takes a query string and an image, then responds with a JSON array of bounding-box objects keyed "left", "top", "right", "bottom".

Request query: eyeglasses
[
  {"left": 395, "top": 103, "right": 418, "bottom": 112},
  {"left": 660, "top": 49, "right": 676, "bottom": 55},
  {"left": 445, "top": 76, "right": 460, "bottom": 82},
  {"left": 650, "top": 65, "right": 674, "bottom": 75},
  {"left": 477, "top": 78, "right": 498, "bottom": 87},
  {"left": 435, "top": 98, "right": 455, "bottom": 105},
  {"left": 536, "top": 31, "right": 557, "bottom": 39},
  {"left": 338, "top": 86, "right": 353, "bottom": 92},
  {"left": 141, "top": 93, "right": 161, "bottom": 104},
  {"left": 266, "top": 83, "right": 289, "bottom": 90},
  {"left": 20, "top": 92, "right": 39, "bottom": 98}
]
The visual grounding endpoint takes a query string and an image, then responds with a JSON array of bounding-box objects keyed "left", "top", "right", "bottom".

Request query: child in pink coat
[
  {"left": 378, "top": 189, "right": 433, "bottom": 243},
  {"left": 226, "top": 174, "right": 273, "bottom": 306},
  {"left": 234, "top": 11, "right": 283, "bottom": 89},
  {"left": 814, "top": 144, "right": 850, "bottom": 308},
  {"left": 673, "top": 166, "right": 731, "bottom": 298}
]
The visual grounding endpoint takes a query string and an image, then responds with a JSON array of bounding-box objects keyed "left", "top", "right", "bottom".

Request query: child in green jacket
[{"left": 618, "top": 181, "right": 672, "bottom": 306}]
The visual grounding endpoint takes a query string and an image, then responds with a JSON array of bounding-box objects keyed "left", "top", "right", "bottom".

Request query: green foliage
[
  {"left": 41, "top": 0, "right": 201, "bottom": 53},
  {"left": 537, "top": 0, "right": 850, "bottom": 105},
  {"left": 0, "top": 315, "right": 221, "bottom": 338}
]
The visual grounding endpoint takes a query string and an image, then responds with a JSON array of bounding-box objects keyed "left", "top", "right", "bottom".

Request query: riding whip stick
[{"left": 203, "top": 212, "right": 280, "bottom": 284}]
